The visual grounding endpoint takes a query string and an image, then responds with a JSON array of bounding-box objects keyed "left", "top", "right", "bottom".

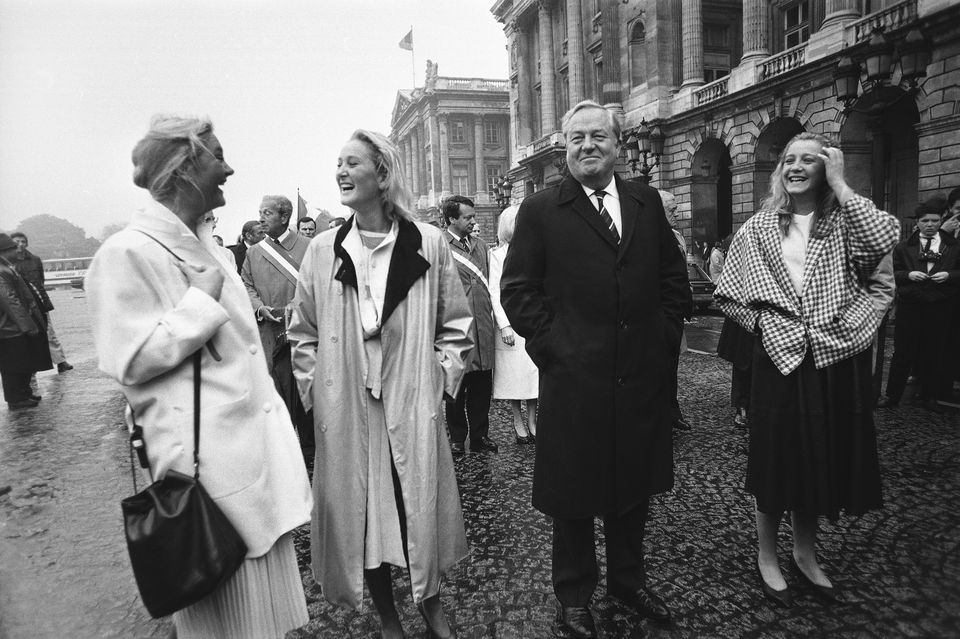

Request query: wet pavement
[{"left": 1, "top": 294, "right": 958, "bottom": 638}]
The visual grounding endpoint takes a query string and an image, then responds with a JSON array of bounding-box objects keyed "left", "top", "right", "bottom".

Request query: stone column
[
  {"left": 411, "top": 128, "right": 421, "bottom": 197},
  {"left": 428, "top": 106, "right": 440, "bottom": 196},
  {"left": 822, "top": 0, "right": 860, "bottom": 29},
  {"left": 402, "top": 139, "right": 412, "bottom": 192},
  {"left": 741, "top": 0, "right": 769, "bottom": 62},
  {"left": 600, "top": 0, "right": 622, "bottom": 109},
  {"left": 514, "top": 22, "right": 533, "bottom": 145},
  {"left": 681, "top": 0, "right": 704, "bottom": 88},
  {"left": 474, "top": 116, "right": 486, "bottom": 200},
  {"left": 438, "top": 114, "right": 451, "bottom": 198},
  {"left": 537, "top": 0, "right": 557, "bottom": 135},
  {"left": 566, "top": 0, "right": 584, "bottom": 105}
]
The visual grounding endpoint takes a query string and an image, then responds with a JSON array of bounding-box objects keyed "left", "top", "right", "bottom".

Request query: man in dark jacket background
[
  {"left": 501, "top": 101, "right": 690, "bottom": 638},
  {"left": 879, "top": 199, "right": 960, "bottom": 408}
]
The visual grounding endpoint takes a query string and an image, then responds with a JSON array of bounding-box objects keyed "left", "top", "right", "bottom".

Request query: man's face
[
  {"left": 918, "top": 213, "right": 941, "bottom": 238},
  {"left": 298, "top": 220, "right": 317, "bottom": 238},
  {"left": 259, "top": 202, "right": 289, "bottom": 238},
  {"left": 244, "top": 225, "right": 265, "bottom": 244},
  {"left": 448, "top": 205, "right": 476, "bottom": 238},
  {"left": 565, "top": 107, "right": 620, "bottom": 189},
  {"left": 662, "top": 194, "right": 679, "bottom": 227},
  {"left": 12, "top": 236, "right": 27, "bottom": 255}
]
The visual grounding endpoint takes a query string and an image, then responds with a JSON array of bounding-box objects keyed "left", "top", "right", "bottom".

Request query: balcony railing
[
  {"left": 439, "top": 78, "right": 509, "bottom": 91},
  {"left": 849, "top": 0, "right": 918, "bottom": 43},
  {"left": 695, "top": 77, "right": 729, "bottom": 105},
  {"left": 530, "top": 131, "right": 564, "bottom": 153},
  {"left": 760, "top": 43, "right": 808, "bottom": 81}
]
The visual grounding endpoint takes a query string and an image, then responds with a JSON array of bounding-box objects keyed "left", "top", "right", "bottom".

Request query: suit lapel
[
  {"left": 616, "top": 176, "right": 639, "bottom": 257},
  {"left": 382, "top": 220, "right": 429, "bottom": 326},
  {"left": 559, "top": 176, "right": 617, "bottom": 250},
  {"left": 757, "top": 210, "right": 800, "bottom": 304},
  {"left": 799, "top": 209, "right": 839, "bottom": 298}
]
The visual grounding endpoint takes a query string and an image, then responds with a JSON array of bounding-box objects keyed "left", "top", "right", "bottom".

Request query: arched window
[{"left": 629, "top": 21, "right": 646, "bottom": 88}]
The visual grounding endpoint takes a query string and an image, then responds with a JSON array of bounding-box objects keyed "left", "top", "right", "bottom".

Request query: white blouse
[{"left": 782, "top": 212, "right": 815, "bottom": 295}]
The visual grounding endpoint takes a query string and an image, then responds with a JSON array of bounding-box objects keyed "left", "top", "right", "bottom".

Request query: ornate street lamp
[
  {"left": 832, "top": 55, "right": 862, "bottom": 111},
  {"left": 624, "top": 120, "right": 664, "bottom": 184},
  {"left": 898, "top": 29, "right": 933, "bottom": 87},
  {"left": 862, "top": 28, "right": 896, "bottom": 84}
]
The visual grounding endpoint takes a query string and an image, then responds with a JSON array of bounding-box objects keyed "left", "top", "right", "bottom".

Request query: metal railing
[
  {"left": 439, "top": 78, "right": 509, "bottom": 91},
  {"left": 760, "top": 43, "right": 808, "bottom": 80}
]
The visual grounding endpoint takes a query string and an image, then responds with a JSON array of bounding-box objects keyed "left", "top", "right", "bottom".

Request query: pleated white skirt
[{"left": 172, "top": 532, "right": 308, "bottom": 639}]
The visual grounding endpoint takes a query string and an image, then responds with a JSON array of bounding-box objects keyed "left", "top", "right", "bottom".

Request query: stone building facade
[
  {"left": 491, "top": 0, "right": 960, "bottom": 255},
  {"left": 389, "top": 61, "right": 511, "bottom": 244}
]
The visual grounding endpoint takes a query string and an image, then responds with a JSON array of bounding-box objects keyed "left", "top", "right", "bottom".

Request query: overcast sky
[{"left": 0, "top": 0, "right": 508, "bottom": 245}]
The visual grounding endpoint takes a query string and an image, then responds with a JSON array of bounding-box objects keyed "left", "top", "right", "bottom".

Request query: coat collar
[
  {"left": 130, "top": 200, "right": 220, "bottom": 266},
  {"left": 755, "top": 209, "right": 802, "bottom": 307},
  {"left": 332, "top": 216, "right": 430, "bottom": 327},
  {"left": 558, "top": 174, "right": 641, "bottom": 256},
  {"left": 905, "top": 229, "right": 956, "bottom": 247}
]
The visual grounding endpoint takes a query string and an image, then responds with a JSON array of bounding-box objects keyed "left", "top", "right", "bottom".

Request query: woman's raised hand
[
  {"left": 180, "top": 262, "right": 224, "bottom": 301},
  {"left": 819, "top": 145, "right": 854, "bottom": 204}
]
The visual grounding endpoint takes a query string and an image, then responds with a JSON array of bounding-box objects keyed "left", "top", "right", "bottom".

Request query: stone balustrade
[
  {"left": 849, "top": 0, "right": 918, "bottom": 43},
  {"left": 695, "top": 77, "right": 730, "bottom": 105},
  {"left": 760, "top": 43, "right": 808, "bottom": 80}
]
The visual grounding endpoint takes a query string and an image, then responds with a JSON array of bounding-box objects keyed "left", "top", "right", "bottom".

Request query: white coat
[{"left": 86, "top": 200, "right": 312, "bottom": 557}]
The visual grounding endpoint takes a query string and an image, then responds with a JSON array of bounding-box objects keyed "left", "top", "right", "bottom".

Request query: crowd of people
[{"left": 0, "top": 99, "right": 903, "bottom": 639}]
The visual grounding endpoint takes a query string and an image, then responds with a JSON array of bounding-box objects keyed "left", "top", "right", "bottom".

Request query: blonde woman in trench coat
[
  {"left": 87, "top": 115, "right": 313, "bottom": 638},
  {"left": 289, "top": 129, "right": 473, "bottom": 639}
]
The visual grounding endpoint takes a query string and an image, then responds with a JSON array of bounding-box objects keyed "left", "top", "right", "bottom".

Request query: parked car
[{"left": 688, "top": 263, "right": 715, "bottom": 312}]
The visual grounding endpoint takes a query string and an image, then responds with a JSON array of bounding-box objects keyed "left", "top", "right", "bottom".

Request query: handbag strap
[{"left": 192, "top": 350, "right": 201, "bottom": 480}]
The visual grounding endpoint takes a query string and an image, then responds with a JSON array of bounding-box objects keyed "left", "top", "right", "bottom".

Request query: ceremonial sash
[
  {"left": 259, "top": 239, "right": 301, "bottom": 286},
  {"left": 452, "top": 250, "right": 488, "bottom": 288}
]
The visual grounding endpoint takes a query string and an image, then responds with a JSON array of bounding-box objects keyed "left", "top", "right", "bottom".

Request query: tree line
[{"left": 1, "top": 215, "right": 125, "bottom": 260}]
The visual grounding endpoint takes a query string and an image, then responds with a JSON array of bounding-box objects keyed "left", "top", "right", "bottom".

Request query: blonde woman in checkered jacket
[{"left": 715, "top": 132, "right": 900, "bottom": 608}]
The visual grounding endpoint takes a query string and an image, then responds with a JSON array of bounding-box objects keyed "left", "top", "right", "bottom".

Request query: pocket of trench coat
[{"left": 192, "top": 392, "right": 266, "bottom": 500}]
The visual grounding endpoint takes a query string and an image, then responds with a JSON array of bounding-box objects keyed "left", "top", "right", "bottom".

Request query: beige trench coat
[{"left": 289, "top": 217, "right": 473, "bottom": 610}]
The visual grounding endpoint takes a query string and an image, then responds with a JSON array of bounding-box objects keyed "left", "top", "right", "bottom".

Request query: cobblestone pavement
[{"left": 1, "top": 298, "right": 957, "bottom": 638}]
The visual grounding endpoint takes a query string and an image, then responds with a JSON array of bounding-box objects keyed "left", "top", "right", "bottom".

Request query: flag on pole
[
  {"left": 297, "top": 192, "right": 309, "bottom": 220},
  {"left": 398, "top": 28, "right": 413, "bottom": 51}
]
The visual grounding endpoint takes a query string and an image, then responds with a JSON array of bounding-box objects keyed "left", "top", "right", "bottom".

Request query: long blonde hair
[
  {"left": 349, "top": 129, "right": 414, "bottom": 222},
  {"left": 761, "top": 132, "right": 839, "bottom": 237}
]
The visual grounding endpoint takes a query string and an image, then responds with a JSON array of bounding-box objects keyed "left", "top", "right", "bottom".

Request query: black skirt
[
  {"left": 746, "top": 341, "right": 882, "bottom": 520},
  {"left": 716, "top": 318, "right": 754, "bottom": 370}
]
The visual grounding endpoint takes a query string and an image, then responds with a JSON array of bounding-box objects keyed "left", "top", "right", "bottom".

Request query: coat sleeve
[
  {"left": 0, "top": 271, "right": 38, "bottom": 334},
  {"left": 241, "top": 249, "right": 266, "bottom": 313},
  {"left": 500, "top": 200, "right": 552, "bottom": 339},
  {"left": 843, "top": 194, "right": 901, "bottom": 277},
  {"left": 487, "top": 248, "right": 510, "bottom": 330},
  {"left": 433, "top": 235, "right": 475, "bottom": 399},
  {"left": 865, "top": 250, "right": 896, "bottom": 317},
  {"left": 288, "top": 245, "right": 320, "bottom": 412},
  {"left": 86, "top": 240, "right": 229, "bottom": 386},
  {"left": 714, "top": 222, "right": 762, "bottom": 333},
  {"left": 654, "top": 196, "right": 693, "bottom": 327}
]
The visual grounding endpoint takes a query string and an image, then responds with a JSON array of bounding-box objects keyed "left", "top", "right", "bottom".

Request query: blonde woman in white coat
[
  {"left": 488, "top": 205, "right": 539, "bottom": 443},
  {"left": 87, "top": 115, "right": 313, "bottom": 639}
]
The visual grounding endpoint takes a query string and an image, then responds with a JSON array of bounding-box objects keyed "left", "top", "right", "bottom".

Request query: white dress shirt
[
  {"left": 581, "top": 177, "right": 622, "bottom": 237},
  {"left": 919, "top": 233, "right": 941, "bottom": 272}
]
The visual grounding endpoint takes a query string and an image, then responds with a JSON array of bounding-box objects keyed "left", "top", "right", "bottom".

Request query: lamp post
[
  {"left": 494, "top": 176, "right": 513, "bottom": 210},
  {"left": 832, "top": 27, "right": 932, "bottom": 113},
  {"left": 624, "top": 120, "right": 665, "bottom": 184}
]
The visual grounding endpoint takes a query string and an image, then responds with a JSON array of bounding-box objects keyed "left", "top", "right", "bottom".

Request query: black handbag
[{"left": 121, "top": 350, "right": 248, "bottom": 618}]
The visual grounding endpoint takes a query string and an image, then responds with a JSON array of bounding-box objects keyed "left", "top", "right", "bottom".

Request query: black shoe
[
  {"left": 29, "top": 394, "right": 42, "bottom": 402},
  {"left": 515, "top": 434, "right": 533, "bottom": 445},
  {"left": 755, "top": 563, "right": 794, "bottom": 608},
  {"left": 417, "top": 600, "right": 456, "bottom": 639},
  {"left": 552, "top": 606, "right": 596, "bottom": 638},
  {"left": 57, "top": 362, "right": 74, "bottom": 373},
  {"left": 672, "top": 417, "right": 692, "bottom": 431},
  {"left": 471, "top": 436, "right": 499, "bottom": 453},
  {"left": 876, "top": 396, "right": 898, "bottom": 408},
  {"left": 790, "top": 555, "right": 842, "bottom": 603},
  {"left": 7, "top": 399, "right": 39, "bottom": 410},
  {"left": 450, "top": 442, "right": 465, "bottom": 458},
  {"left": 608, "top": 585, "right": 671, "bottom": 621}
]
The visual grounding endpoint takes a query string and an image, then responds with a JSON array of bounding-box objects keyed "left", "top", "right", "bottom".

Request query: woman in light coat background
[
  {"left": 289, "top": 129, "right": 473, "bottom": 639},
  {"left": 488, "top": 205, "right": 538, "bottom": 443},
  {"left": 87, "top": 115, "right": 313, "bottom": 639}
]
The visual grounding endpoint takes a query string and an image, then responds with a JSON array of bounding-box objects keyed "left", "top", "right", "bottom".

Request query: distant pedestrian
[
  {"left": 0, "top": 233, "right": 52, "bottom": 409},
  {"left": 488, "top": 205, "right": 538, "bottom": 444},
  {"left": 297, "top": 216, "right": 317, "bottom": 238},
  {"left": 289, "top": 129, "right": 472, "bottom": 639},
  {"left": 709, "top": 237, "right": 728, "bottom": 284},
  {"left": 659, "top": 189, "right": 693, "bottom": 431},
  {"left": 502, "top": 101, "right": 690, "bottom": 637},
  {"left": 227, "top": 220, "right": 265, "bottom": 275},
  {"left": 9, "top": 232, "right": 73, "bottom": 374},
  {"left": 442, "top": 195, "right": 499, "bottom": 456},
  {"left": 716, "top": 132, "right": 899, "bottom": 608},
  {"left": 878, "top": 200, "right": 960, "bottom": 409},
  {"left": 86, "top": 114, "right": 312, "bottom": 638}
]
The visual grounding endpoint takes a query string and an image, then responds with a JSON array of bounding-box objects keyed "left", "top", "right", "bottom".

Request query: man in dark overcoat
[
  {"left": 442, "top": 195, "right": 499, "bottom": 456},
  {"left": 501, "top": 100, "right": 690, "bottom": 638}
]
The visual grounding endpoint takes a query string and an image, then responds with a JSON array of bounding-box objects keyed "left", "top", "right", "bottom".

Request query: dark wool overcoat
[{"left": 501, "top": 175, "right": 691, "bottom": 518}]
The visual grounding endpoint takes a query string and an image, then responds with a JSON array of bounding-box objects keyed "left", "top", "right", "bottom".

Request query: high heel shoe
[
  {"left": 417, "top": 601, "right": 457, "bottom": 639},
  {"left": 790, "top": 555, "right": 842, "bottom": 603},
  {"left": 755, "top": 563, "right": 793, "bottom": 608},
  {"left": 515, "top": 434, "right": 532, "bottom": 445}
]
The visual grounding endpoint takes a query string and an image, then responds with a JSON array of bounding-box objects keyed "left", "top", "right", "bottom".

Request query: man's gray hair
[{"left": 560, "top": 100, "right": 622, "bottom": 141}]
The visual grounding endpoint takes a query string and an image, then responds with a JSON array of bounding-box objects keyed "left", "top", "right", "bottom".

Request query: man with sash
[
  {"left": 441, "top": 195, "right": 498, "bottom": 457},
  {"left": 242, "top": 195, "right": 312, "bottom": 448}
]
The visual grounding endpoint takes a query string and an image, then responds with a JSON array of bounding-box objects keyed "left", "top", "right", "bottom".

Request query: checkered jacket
[{"left": 714, "top": 194, "right": 900, "bottom": 375}]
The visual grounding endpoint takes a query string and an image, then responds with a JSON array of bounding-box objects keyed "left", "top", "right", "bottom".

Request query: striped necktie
[{"left": 594, "top": 190, "right": 620, "bottom": 244}]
